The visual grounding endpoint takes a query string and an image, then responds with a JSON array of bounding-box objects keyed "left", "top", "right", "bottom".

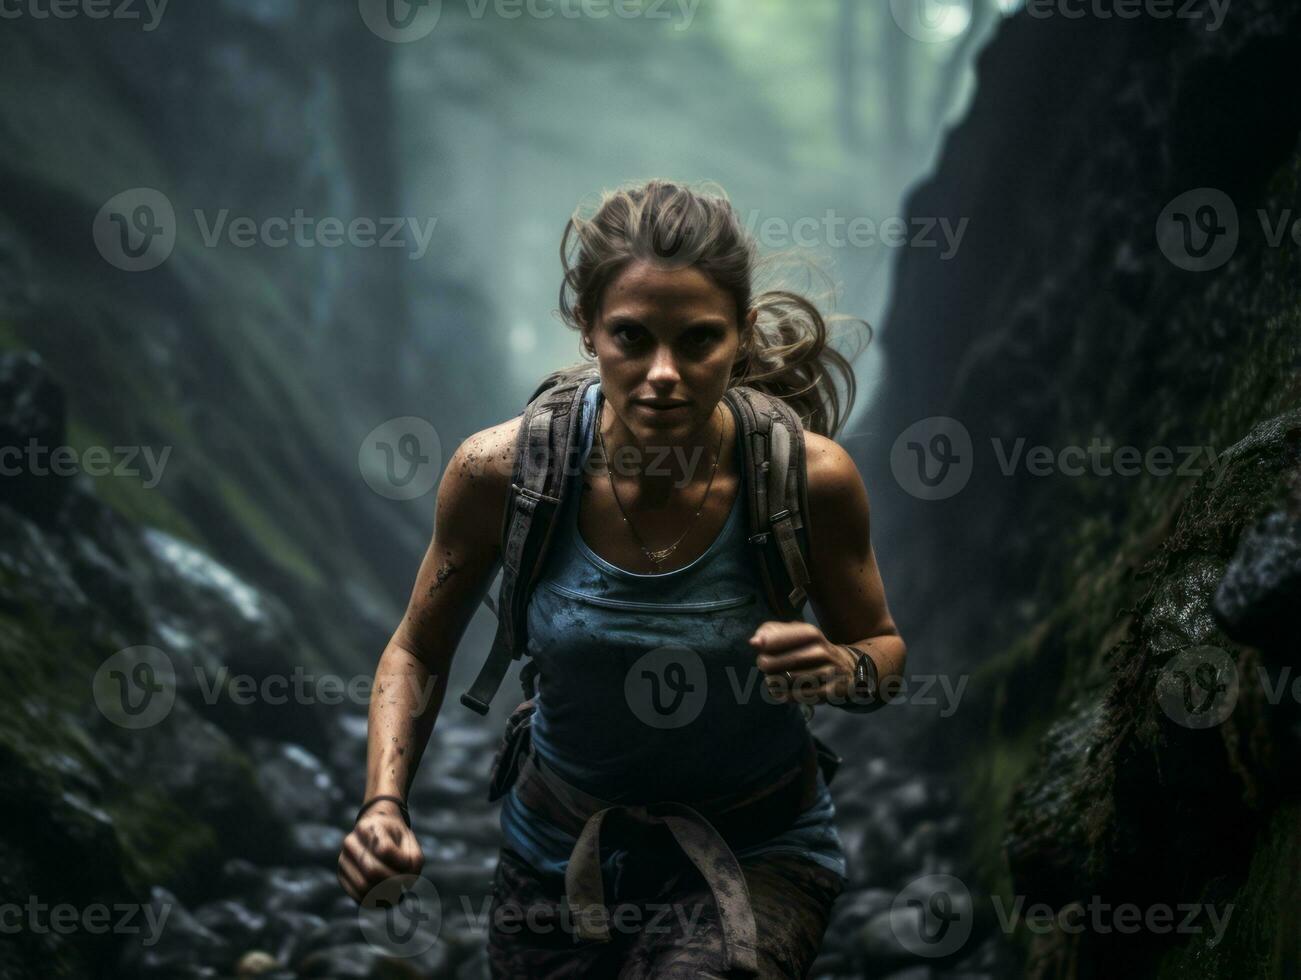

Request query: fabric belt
[{"left": 512, "top": 734, "right": 821, "bottom": 976}]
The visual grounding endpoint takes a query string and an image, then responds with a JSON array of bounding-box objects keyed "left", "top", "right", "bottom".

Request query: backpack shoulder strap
[
  {"left": 723, "top": 385, "right": 813, "bottom": 618},
  {"left": 460, "top": 367, "right": 599, "bottom": 715}
]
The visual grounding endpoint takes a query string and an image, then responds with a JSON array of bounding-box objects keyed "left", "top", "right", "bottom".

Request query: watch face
[{"left": 852, "top": 650, "right": 876, "bottom": 697}]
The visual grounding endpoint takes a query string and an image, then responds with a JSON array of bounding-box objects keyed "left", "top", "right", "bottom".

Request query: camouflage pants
[{"left": 486, "top": 845, "right": 845, "bottom": 979}]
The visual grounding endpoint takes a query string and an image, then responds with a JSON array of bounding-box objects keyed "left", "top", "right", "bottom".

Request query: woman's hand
[
  {"left": 749, "top": 620, "right": 859, "bottom": 706},
  {"left": 337, "top": 801, "right": 425, "bottom": 904}
]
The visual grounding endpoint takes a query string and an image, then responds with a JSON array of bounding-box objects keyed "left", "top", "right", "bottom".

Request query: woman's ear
[{"left": 737, "top": 308, "right": 758, "bottom": 357}]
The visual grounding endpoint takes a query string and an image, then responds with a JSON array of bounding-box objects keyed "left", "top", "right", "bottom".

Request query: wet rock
[
  {"left": 290, "top": 822, "right": 347, "bottom": 865},
  {"left": 119, "top": 887, "right": 231, "bottom": 978},
  {"left": 261, "top": 867, "right": 342, "bottom": 916},
  {"left": 254, "top": 741, "right": 344, "bottom": 826},
  {"left": 0, "top": 351, "right": 70, "bottom": 522},
  {"left": 261, "top": 909, "right": 328, "bottom": 968},
  {"left": 1213, "top": 469, "right": 1301, "bottom": 658},
  {"left": 296, "top": 943, "right": 389, "bottom": 979},
  {"left": 1003, "top": 699, "right": 1106, "bottom": 909},
  {"left": 194, "top": 898, "right": 268, "bottom": 949},
  {"left": 236, "top": 950, "right": 282, "bottom": 976},
  {"left": 826, "top": 887, "right": 895, "bottom": 938}
]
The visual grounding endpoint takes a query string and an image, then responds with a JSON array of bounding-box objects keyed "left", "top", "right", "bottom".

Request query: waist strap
[{"left": 513, "top": 736, "right": 820, "bottom": 976}]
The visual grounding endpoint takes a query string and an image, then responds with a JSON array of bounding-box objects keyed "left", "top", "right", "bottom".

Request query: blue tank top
[{"left": 500, "top": 381, "right": 847, "bottom": 884}]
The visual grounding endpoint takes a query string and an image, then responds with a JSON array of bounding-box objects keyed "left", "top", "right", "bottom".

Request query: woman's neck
[{"left": 593, "top": 394, "right": 734, "bottom": 507}]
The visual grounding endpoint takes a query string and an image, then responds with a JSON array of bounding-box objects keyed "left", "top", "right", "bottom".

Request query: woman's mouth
[{"left": 633, "top": 400, "right": 690, "bottom": 416}]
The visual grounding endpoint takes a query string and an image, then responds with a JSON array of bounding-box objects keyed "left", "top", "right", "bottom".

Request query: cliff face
[
  {"left": 0, "top": 5, "right": 482, "bottom": 977},
  {"left": 870, "top": 1, "right": 1301, "bottom": 976}
]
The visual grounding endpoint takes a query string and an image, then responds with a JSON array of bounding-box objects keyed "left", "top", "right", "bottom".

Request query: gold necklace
[{"left": 595, "top": 395, "right": 726, "bottom": 573}]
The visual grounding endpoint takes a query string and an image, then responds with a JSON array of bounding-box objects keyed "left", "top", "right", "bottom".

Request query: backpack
[{"left": 459, "top": 363, "right": 815, "bottom": 716}]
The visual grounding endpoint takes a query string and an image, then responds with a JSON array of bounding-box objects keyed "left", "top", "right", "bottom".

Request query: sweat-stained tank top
[{"left": 499, "top": 380, "right": 847, "bottom": 883}]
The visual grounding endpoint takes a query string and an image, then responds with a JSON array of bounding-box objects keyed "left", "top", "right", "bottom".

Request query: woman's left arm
[{"left": 749, "top": 432, "right": 907, "bottom": 712}]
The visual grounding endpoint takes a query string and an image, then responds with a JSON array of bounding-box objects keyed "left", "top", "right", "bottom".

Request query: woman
[{"left": 337, "top": 180, "right": 907, "bottom": 978}]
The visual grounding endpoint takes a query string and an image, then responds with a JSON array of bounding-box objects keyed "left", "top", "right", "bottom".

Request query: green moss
[
  {"left": 1154, "top": 801, "right": 1300, "bottom": 980},
  {"left": 64, "top": 418, "right": 202, "bottom": 542},
  {"left": 211, "top": 470, "right": 324, "bottom": 588}
]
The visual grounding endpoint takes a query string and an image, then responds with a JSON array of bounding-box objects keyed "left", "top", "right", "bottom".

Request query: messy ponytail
[{"left": 556, "top": 179, "right": 870, "bottom": 438}]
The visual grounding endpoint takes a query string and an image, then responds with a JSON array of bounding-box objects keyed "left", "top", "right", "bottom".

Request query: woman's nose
[{"left": 645, "top": 345, "right": 680, "bottom": 385}]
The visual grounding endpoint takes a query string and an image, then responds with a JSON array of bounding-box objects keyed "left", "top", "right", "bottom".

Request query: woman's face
[{"left": 582, "top": 259, "right": 757, "bottom": 447}]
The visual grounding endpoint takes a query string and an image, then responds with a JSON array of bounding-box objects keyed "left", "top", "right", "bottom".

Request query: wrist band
[
  {"left": 839, "top": 644, "right": 881, "bottom": 713},
  {"left": 355, "top": 795, "right": 410, "bottom": 828}
]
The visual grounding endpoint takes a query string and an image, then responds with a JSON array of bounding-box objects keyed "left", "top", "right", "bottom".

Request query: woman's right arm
[{"left": 337, "top": 415, "right": 519, "bottom": 904}]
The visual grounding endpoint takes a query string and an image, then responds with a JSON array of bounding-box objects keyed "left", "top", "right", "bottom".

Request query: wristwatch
[{"left": 840, "top": 644, "right": 879, "bottom": 712}]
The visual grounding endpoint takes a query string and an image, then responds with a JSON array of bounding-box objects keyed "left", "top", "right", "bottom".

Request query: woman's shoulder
[
  {"left": 803, "top": 431, "right": 857, "bottom": 486},
  {"left": 802, "top": 431, "right": 869, "bottom": 516},
  {"left": 446, "top": 415, "right": 524, "bottom": 495}
]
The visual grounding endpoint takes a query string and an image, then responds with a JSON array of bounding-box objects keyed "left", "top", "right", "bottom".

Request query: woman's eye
[{"left": 613, "top": 324, "right": 645, "bottom": 345}]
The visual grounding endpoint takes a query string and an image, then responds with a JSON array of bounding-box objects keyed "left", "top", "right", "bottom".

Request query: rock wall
[
  {"left": 868, "top": 1, "right": 1301, "bottom": 976},
  {"left": 0, "top": 4, "right": 495, "bottom": 977}
]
